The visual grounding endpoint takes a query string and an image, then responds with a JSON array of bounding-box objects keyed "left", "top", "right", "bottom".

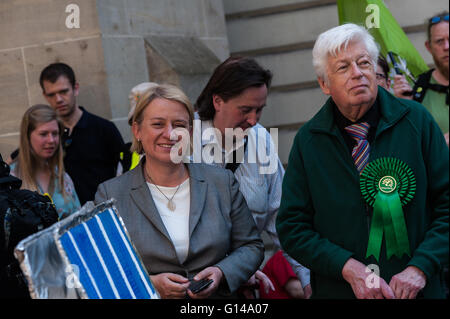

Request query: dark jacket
[{"left": 276, "top": 87, "right": 449, "bottom": 299}]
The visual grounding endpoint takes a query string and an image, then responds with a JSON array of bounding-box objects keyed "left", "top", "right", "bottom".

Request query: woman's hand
[
  {"left": 150, "top": 273, "right": 190, "bottom": 299},
  {"left": 186, "top": 266, "right": 223, "bottom": 299}
]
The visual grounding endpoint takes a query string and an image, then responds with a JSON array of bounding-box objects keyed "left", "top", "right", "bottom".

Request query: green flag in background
[{"left": 337, "top": 0, "right": 428, "bottom": 81}]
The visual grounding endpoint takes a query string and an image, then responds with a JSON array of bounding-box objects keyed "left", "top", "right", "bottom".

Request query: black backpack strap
[
  {"left": 412, "top": 69, "right": 434, "bottom": 103},
  {"left": 428, "top": 83, "right": 450, "bottom": 105}
]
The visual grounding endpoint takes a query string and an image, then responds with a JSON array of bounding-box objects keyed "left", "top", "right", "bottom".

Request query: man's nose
[
  {"left": 247, "top": 111, "right": 258, "bottom": 127},
  {"left": 350, "top": 62, "right": 363, "bottom": 77},
  {"left": 55, "top": 93, "right": 63, "bottom": 102}
]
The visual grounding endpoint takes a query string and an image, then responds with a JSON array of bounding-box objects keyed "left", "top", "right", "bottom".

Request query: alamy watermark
[
  {"left": 365, "top": 264, "right": 380, "bottom": 289},
  {"left": 65, "top": 4, "right": 80, "bottom": 29},
  {"left": 366, "top": 4, "right": 380, "bottom": 29},
  {"left": 65, "top": 264, "right": 82, "bottom": 289}
]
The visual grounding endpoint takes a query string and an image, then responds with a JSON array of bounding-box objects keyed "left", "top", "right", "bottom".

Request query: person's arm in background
[
  {"left": 392, "top": 74, "right": 414, "bottom": 99},
  {"left": 5, "top": 148, "right": 19, "bottom": 165},
  {"left": 213, "top": 170, "right": 265, "bottom": 295},
  {"left": 105, "top": 121, "right": 125, "bottom": 176},
  {"left": 285, "top": 278, "right": 305, "bottom": 298},
  {"left": 265, "top": 156, "right": 311, "bottom": 298}
]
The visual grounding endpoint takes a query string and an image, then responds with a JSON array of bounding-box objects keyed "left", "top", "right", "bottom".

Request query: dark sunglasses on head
[{"left": 430, "top": 14, "right": 449, "bottom": 25}]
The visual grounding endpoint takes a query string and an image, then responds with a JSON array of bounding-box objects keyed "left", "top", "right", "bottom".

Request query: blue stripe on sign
[
  {"left": 92, "top": 215, "right": 136, "bottom": 299},
  {"left": 95, "top": 215, "right": 136, "bottom": 299},
  {"left": 100, "top": 209, "right": 151, "bottom": 299},
  {"left": 70, "top": 223, "right": 117, "bottom": 298},
  {"left": 94, "top": 214, "right": 137, "bottom": 299},
  {"left": 103, "top": 209, "right": 156, "bottom": 298},
  {"left": 81, "top": 223, "right": 120, "bottom": 298},
  {"left": 60, "top": 232, "right": 102, "bottom": 299},
  {"left": 108, "top": 209, "right": 157, "bottom": 298},
  {"left": 84, "top": 219, "right": 128, "bottom": 299}
]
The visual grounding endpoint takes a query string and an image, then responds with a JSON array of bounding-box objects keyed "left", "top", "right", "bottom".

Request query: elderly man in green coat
[{"left": 276, "top": 23, "right": 449, "bottom": 299}]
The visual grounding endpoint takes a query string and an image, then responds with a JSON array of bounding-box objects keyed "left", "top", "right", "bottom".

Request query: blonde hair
[
  {"left": 14, "top": 104, "right": 67, "bottom": 198},
  {"left": 127, "top": 82, "right": 158, "bottom": 125},
  {"left": 130, "top": 84, "right": 194, "bottom": 155}
]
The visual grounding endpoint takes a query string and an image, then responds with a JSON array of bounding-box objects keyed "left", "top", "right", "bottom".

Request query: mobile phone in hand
[{"left": 189, "top": 278, "right": 213, "bottom": 294}]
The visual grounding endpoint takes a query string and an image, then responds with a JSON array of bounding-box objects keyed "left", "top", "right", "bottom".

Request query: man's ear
[
  {"left": 317, "top": 77, "right": 331, "bottom": 95},
  {"left": 212, "top": 94, "right": 223, "bottom": 113},
  {"left": 73, "top": 82, "right": 80, "bottom": 97},
  {"left": 425, "top": 40, "right": 432, "bottom": 55}
]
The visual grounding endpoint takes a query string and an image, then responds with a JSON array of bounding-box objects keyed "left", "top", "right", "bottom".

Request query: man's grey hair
[{"left": 312, "top": 23, "right": 379, "bottom": 82}]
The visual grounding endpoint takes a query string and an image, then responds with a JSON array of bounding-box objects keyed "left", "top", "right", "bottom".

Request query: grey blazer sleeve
[
  {"left": 94, "top": 182, "right": 108, "bottom": 204},
  {"left": 214, "top": 170, "right": 264, "bottom": 293}
]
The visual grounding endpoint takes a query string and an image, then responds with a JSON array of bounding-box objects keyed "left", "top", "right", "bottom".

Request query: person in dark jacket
[{"left": 276, "top": 23, "right": 449, "bottom": 299}]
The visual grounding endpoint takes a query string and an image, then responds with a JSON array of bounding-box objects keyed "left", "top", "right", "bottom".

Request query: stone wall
[{"left": 0, "top": 0, "right": 229, "bottom": 157}]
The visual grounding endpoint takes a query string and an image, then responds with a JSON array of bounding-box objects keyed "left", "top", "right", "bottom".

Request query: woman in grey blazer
[{"left": 95, "top": 84, "right": 264, "bottom": 299}]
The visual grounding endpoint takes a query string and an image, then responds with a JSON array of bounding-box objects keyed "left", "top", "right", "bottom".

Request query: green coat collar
[{"left": 309, "top": 87, "right": 411, "bottom": 138}]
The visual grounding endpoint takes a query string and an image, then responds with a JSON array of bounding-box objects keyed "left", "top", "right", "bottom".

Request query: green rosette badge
[{"left": 360, "top": 157, "right": 416, "bottom": 262}]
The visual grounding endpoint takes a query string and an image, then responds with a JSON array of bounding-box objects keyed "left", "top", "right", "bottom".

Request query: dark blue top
[{"left": 62, "top": 107, "right": 124, "bottom": 204}]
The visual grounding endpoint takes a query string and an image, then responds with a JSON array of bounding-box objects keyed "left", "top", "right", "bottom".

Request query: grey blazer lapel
[
  {"left": 129, "top": 162, "right": 171, "bottom": 241},
  {"left": 187, "top": 163, "right": 207, "bottom": 237}
]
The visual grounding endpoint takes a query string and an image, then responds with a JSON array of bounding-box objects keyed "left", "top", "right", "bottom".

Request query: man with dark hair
[
  {"left": 39, "top": 63, "right": 124, "bottom": 205},
  {"left": 195, "top": 56, "right": 311, "bottom": 298},
  {"left": 376, "top": 55, "right": 391, "bottom": 90},
  {"left": 393, "top": 11, "right": 449, "bottom": 146}
]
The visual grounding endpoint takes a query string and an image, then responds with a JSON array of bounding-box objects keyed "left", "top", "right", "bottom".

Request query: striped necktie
[{"left": 344, "top": 122, "right": 370, "bottom": 173}]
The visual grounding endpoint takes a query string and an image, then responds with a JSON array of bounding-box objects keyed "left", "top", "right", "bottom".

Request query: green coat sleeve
[
  {"left": 276, "top": 131, "right": 354, "bottom": 280},
  {"left": 407, "top": 110, "right": 449, "bottom": 279}
]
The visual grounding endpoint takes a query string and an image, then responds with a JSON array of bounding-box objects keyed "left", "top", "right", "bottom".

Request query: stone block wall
[{"left": 0, "top": 0, "right": 229, "bottom": 156}]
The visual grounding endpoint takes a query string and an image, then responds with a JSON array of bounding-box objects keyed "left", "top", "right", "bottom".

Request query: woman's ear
[{"left": 132, "top": 121, "right": 140, "bottom": 141}]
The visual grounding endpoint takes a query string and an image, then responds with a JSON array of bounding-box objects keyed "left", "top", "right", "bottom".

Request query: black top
[
  {"left": 332, "top": 97, "right": 381, "bottom": 154},
  {"left": 62, "top": 107, "right": 124, "bottom": 204}
]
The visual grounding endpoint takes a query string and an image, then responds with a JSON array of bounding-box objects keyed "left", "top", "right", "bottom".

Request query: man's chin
[
  {"left": 237, "top": 125, "right": 253, "bottom": 132},
  {"left": 57, "top": 107, "right": 74, "bottom": 118},
  {"left": 435, "top": 59, "right": 448, "bottom": 75},
  {"left": 350, "top": 95, "right": 377, "bottom": 108}
]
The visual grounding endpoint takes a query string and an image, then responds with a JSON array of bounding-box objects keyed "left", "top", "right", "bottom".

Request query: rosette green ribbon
[{"left": 360, "top": 158, "right": 416, "bottom": 262}]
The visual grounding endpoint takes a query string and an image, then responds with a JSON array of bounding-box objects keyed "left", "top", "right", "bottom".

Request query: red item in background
[{"left": 259, "top": 250, "right": 298, "bottom": 299}]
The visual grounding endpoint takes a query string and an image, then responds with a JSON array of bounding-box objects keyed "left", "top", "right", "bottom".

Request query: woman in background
[{"left": 10, "top": 104, "right": 80, "bottom": 219}]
